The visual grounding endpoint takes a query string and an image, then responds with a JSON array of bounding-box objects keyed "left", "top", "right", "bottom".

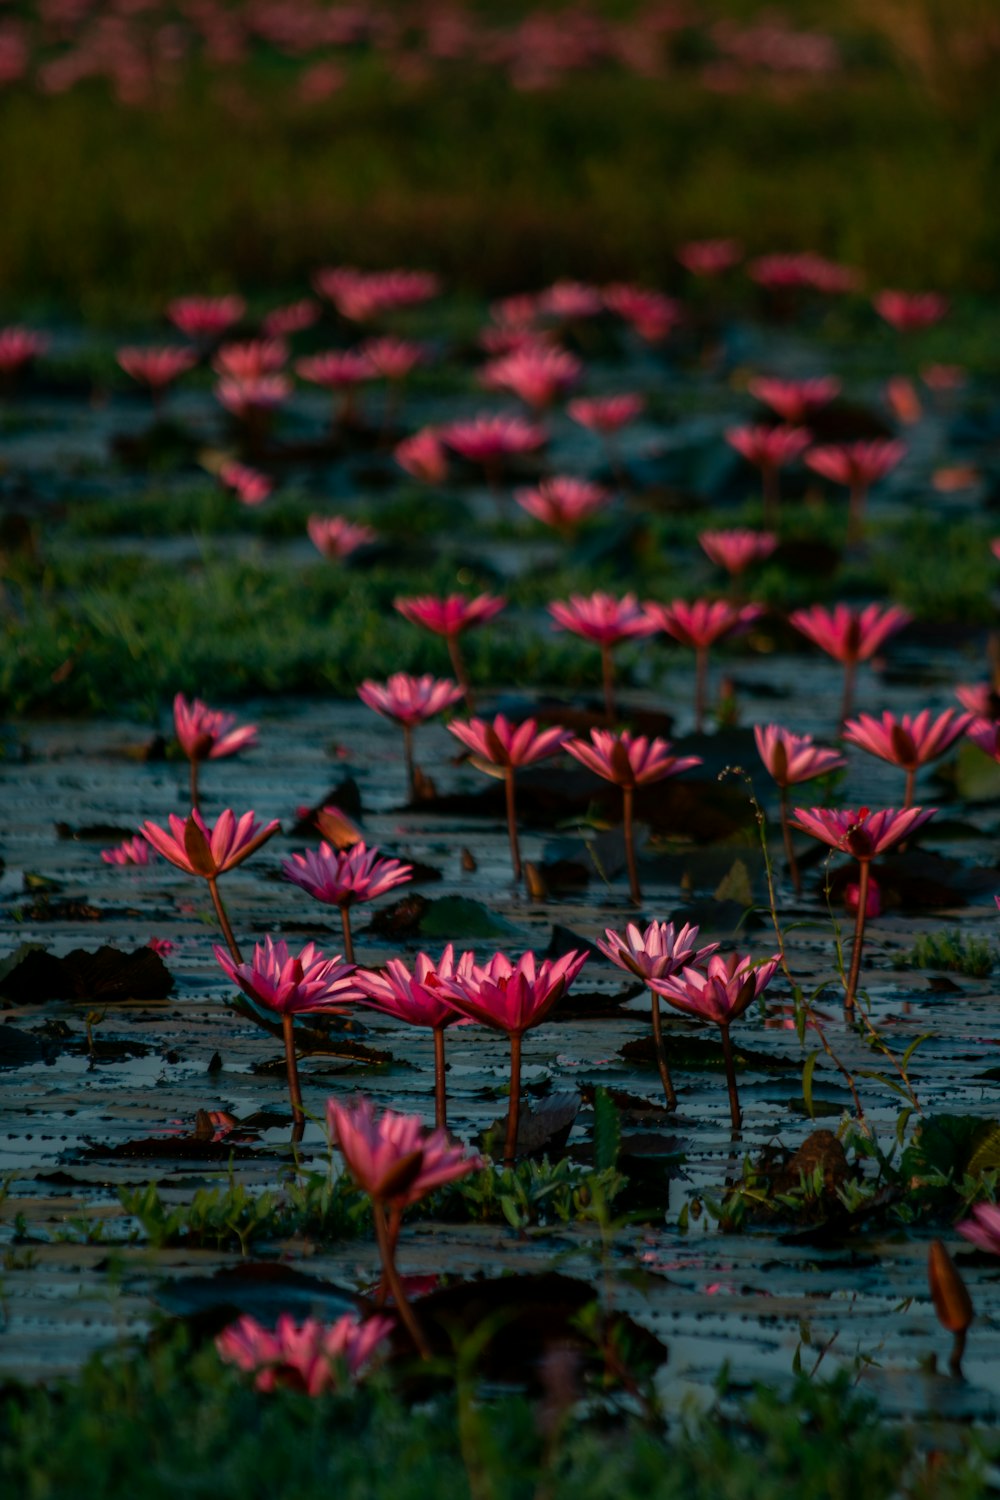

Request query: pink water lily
[
  {"left": 438, "top": 949, "right": 587, "bottom": 1167},
  {"left": 699, "top": 528, "right": 778, "bottom": 577},
  {"left": 603, "top": 285, "right": 681, "bottom": 342},
  {"left": 597, "top": 921, "right": 718, "bottom": 1107},
  {"left": 282, "top": 841, "right": 411, "bottom": 962},
  {"left": 215, "top": 936, "right": 360, "bottom": 1129},
  {"left": 873, "top": 290, "right": 948, "bottom": 334},
  {"left": 0, "top": 326, "right": 49, "bottom": 378},
  {"left": 215, "top": 375, "right": 290, "bottom": 426},
  {"left": 395, "top": 426, "right": 448, "bottom": 485},
  {"left": 213, "top": 338, "right": 288, "bottom": 381},
  {"left": 747, "top": 376, "right": 840, "bottom": 424},
  {"left": 359, "top": 673, "right": 463, "bottom": 800},
  {"left": 362, "top": 335, "right": 426, "bottom": 382},
  {"left": 843, "top": 709, "right": 972, "bottom": 805},
  {"left": 957, "top": 685, "right": 1000, "bottom": 719},
  {"left": 168, "top": 294, "right": 245, "bottom": 341},
  {"left": 791, "top": 805, "right": 937, "bottom": 1010},
  {"left": 481, "top": 345, "right": 581, "bottom": 409},
  {"left": 394, "top": 592, "right": 506, "bottom": 710},
  {"left": 567, "top": 730, "right": 702, "bottom": 902},
  {"left": 217, "top": 1311, "right": 393, "bottom": 1395},
  {"left": 117, "top": 345, "right": 197, "bottom": 403},
  {"left": 442, "top": 414, "right": 546, "bottom": 491},
  {"left": 652, "top": 953, "right": 781, "bottom": 1128},
  {"left": 676, "top": 239, "right": 743, "bottom": 276},
  {"left": 328, "top": 1096, "right": 479, "bottom": 1357},
  {"left": 296, "top": 349, "right": 374, "bottom": 427},
  {"left": 220, "top": 461, "right": 273, "bottom": 506},
  {"left": 261, "top": 300, "right": 320, "bottom": 338},
  {"left": 789, "top": 603, "right": 912, "bottom": 724},
  {"left": 567, "top": 394, "right": 645, "bottom": 434},
  {"left": 957, "top": 1203, "right": 1000, "bottom": 1257},
  {"left": 549, "top": 591, "right": 658, "bottom": 721},
  {"left": 307, "top": 514, "right": 377, "bottom": 560},
  {"left": 539, "top": 280, "right": 604, "bottom": 322},
  {"left": 142, "top": 808, "right": 279, "bottom": 971},
  {"left": 966, "top": 718, "right": 1000, "bottom": 762},
  {"left": 645, "top": 599, "right": 764, "bottom": 732},
  {"left": 355, "top": 945, "right": 474, "bottom": 1127},
  {"left": 449, "top": 714, "right": 571, "bottom": 880},
  {"left": 101, "top": 836, "right": 156, "bottom": 867},
  {"left": 515, "top": 476, "right": 610, "bottom": 535},
  {"left": 173, "top": 694, "right": 257, "bottom": 807},
  {"left": 725, "top": 423, "right": 811, "bottom": 525},
  {"left": 805, "top": 439, "right": 905, "bottom": 544},
  {"left": 755, "top": 724, "right": 847, "bottom": 891}
]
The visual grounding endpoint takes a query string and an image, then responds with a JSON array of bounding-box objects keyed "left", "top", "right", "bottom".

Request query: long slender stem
[
  {"left": 762, "top": 464, "right": 779, "bottom": 529},
  {"left": 600, "top": 643, "right": 616, "bottom": 724},
  {"left": 433, "top": 1026, "right": 448, "bottom": 1130},
  {"left": 402, "top": 723, "right": 416, "bottom": 802},
  {"left": 189, "top": 758, "right": 201, "bottom": 813},
  {"left": 847, "top": 481, "right": 867, "bottom": 546},
  {"left": 504, "top": 767, "right": 522, "bottom": 882},
  {"left": 208, "top": 876, "right": 242, "bottom": 963},
  {"left": 694, "top": 647, "right": 708, "bottom": 733},
  {"left": 372, "top": 1201, "right": 431, "bottom": 1361},
  {"left": 779, "top": 784, "right": 801, "bottom": 895},
  {"left": 447, "top": 633, "right": 474, "bottom": 712},
  {"left": 720, "top": 1024, "right": 742, "bottom": 1131},
  {"left": 282, "top": 1013, "right": 305, "bottom": 1141},
  {"left": 840, "top": 657, "right": 857, "bottom": 729},
  {"left": 649, "top": 989, "right": 677, "bottom": 1109},
  {"left": 844, "top": 859, "right": 870, "bottom": 1015},
  {"left": 339, "top": 904, "right": 355, "bottom": 964},
  {"left": 504, "top": 1032, "right": 522, "bottom": 1168},
  {"left": 622, "top": 785, "right": 641, "bottom": 904}
]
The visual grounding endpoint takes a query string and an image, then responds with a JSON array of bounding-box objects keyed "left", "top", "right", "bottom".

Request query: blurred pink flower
[
  {"left": 215, "top": 375, "right": 290, "bottom": 419},
  {"left": 646, "top": 599, "right": 763, "bottom": 731},
  {"left": 101, "top": 836, "right": 156, "bottom": 867},
  {"left": 173, "top": 694, "right": 257, "bottom": 762},
  {"left": 726, "top": 423, "right": 811, "bottom": 469},
  {"left": 699, "top": 528, "right": 778, "bottom": 576},
  {"left": 566, "top": 728, "right": 701, "bottom": 788},
  {"left": 359, "top": 673, "right": 463, "bottom": 726},
  {"left": 515, "top": 476, "right": 610, "bottom": 533},
  {"left": 957, "top": 1203, "right": 1000, "bottom": 1257},
  {"left": 395, "top": 427, "right": 449, "bottom": 484},
  {"left": 481, "top": 345, "right": 581, "bottom": 408},
  {"left": 966, "top": 718, "right": 1000, "bottom": 763},
  {"left": 307, "top": 514, "right": 377, "bottom": 559},
  {"left": 220, "top": 461, "right": 273, "bottom": 506},
  {"left": 395, "top": 592, "right": 506, "bottom": 637},
  {"left": 603, "top": 285, "right": 681, "bottom": 341},
  {"left": 168, "top": 294, "right": 245, "bottom": 340},
  {"left": 747, "top": 376, "right": 840, "bottom": 424},
  {"left": 790, "top": 602, "right": 912, "bottom": 722},
  {"left": 676, "top": 239, "right": 743, "bottom": 276},
  {"left": 873, "top": 290, "right": 948, "bottom": 333},
  {"left": 549, "top": 591, "right": 658, "bottom": 647},
  {"left": 442, "top": 413, "right": 546, "bottom": 467},
  {"left": 117, "top": 345, "right": 197, "bottom": 393},
  {"left": 328, "top": 1096, "right": 479, "bottom": 1206},
  {"left": 216, "top": 1311, "right": 393, "bottom": 1395},
  {"left": 0, "top": 326, "right": 49, "bottom": 376},
  {"left": 754, "top": 724, "right": 845, "bottom": 787},
  {"left": 448, "top": 713, "right": 570, "bottom": 770},
  {"left": 361, "top": 336, "right": 427, "bottom": 381},
  {"left": 295, "top": 349, "right": 374, "bottom": 389},
  {"left": 538, "top": 280, "right": 604, "bottom": 321},
  {"left": 261, "top": 300, "right": 321, "bottom": 338},
  {"left": 567, "top": 393, "right": 645, "bottom": 433},
  {"left": 805, "top": 439, "right": 905, "bottom": 544},
  {"left": 213, "top": 338, "right": 288, "bottom": 381}
]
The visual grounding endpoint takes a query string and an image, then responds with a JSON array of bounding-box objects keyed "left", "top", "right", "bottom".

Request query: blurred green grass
[{"left": 2, "top": 41, "right": 997, "bottom": 320}]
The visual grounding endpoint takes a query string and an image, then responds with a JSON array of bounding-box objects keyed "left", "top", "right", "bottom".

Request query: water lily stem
[
  {"left": 720, "top": 1024, "right": 742, "bottom": 1131},
  {"left": 339, "top": 904, "right": 355, "bottom": 964},
  {"left": 208, "top": 877, "right": 242, "bottom": 964},
  {"left": 601, "top": 643, "right": 616, "bottom": 724},
  {"left": 433, "top": 1026, "right": 448, "bottom": 1130},
  {"left": 281, "top": 1013, "right": 305, "bottom": 1140},
  {"left": 649, "top": 990, "right": 677, "bottom": 1109},
  {"left": 622, "top": 785, "right": 641, "bottom": 904},
  {"left": 372, "top": 1201, "right": 431, "bottom": 1361},
  {"left": 779, "top": 785, "right": 801, "bottom": 894},
  {"left": 695, "top": 647, "right": 708, "bottom": 733},
  {"left": 504, "top": 767, "right": 523, "bottom": 882},
  {"left": 447, "top": 633, "right": 474, "bottom": 713},
  {"left": 402, "top": 723, "right": 417, "bottom": 802},
  {"left": 189, "top": 758, "right": 201, "bottom": 813},
  {"left": 844, "top": 859, "right": 870, "bottom": 1014},
  {"left": 504, "top": 1032, "right": 522, "bottom": 1168}
]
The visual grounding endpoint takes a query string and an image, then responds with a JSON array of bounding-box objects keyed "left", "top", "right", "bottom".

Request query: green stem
[
  {"left": 339, "top": 904, "right": 355, "bottom": 965},
  {"left": 720, "top": 1024, "right": 741, "bottom": 1131}
]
